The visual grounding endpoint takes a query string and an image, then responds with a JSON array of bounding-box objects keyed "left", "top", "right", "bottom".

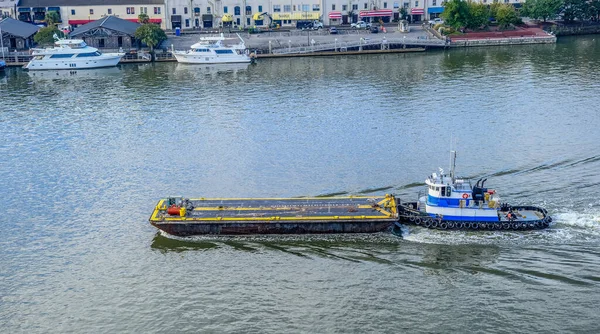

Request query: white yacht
[
  {"left": 173, "top": 34, "right": 252, "bottom": 64},
  {"left": 25, "top": 37, "right": 124, "bottom": 71}
]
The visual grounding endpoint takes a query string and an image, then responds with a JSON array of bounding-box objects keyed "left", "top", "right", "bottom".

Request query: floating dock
[{"left": 150, "top": 195, "right": 398, "bottom": 236}]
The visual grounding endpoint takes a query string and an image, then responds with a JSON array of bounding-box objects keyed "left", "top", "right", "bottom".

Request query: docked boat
[
  {"left": 172, "top": 33, "right": 252, "bottom": 64},
  {"left": 397, "top": 151, "right": 552, "bottom": 230},
  {"left": 150, "top": 195, "right": 399, "bottom": 236},
  {"left": 0, "top": 59, "right": 6, "bottom": 71},
  {"left": 24, "top": 37, "right": 124, "bottom": 70}
]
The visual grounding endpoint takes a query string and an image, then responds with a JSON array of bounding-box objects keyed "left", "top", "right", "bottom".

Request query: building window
[
  {"left": 234, "top": 6, "right": 241, "bottom": 15},
  {"left": 108, "top": 8, "right": 112, "bottom": 15},
  {"left": 71, "top": 9, "right": 75, "bottom": 15},
  {"left": 383, "top": 2, "right": 387, "bottom": 8},
  {"left": 140, "top": 7, "right": 147, "bottom": 14},
  {"left": 403, "top": 3, "right": 409, "bottom": 8},
  {"left": 184, "top": 7, "right": 188, "bottom": 14},
  {"left": 207, "top": 7, "right": 211, "bottom": 13},
  {"left": 126, "top": 7, "right": 135, "bottom": 14},
  {"left": 127, "top": 7, "right": 130, "bottom": 14},
  {"left": 258, "top": 5, "right": 263, "bottom": 12},
  {"left": 352, "top": 4, "right": 358, "bottom": 10},
  {"left": 342, "top": 5, "right": 347, "bottom": 10},
  {"left": 394, "top": 2, "right": 399, "bottom": 8},
  {"left": 313, "top": 4, "right": 319, "bottom": 11},
  {"left": 154, "top": 7, "right": 160, "bottom": 14},
  {"left": 273, "top": 5, "right": 280, "bottom": 12},
  {"left": 172, "top": 8, "right": 176, "bottom": 15},
  {"left": 224, "top": 6, "right": 228, "bottom": 13},
  {"left": 245, "top": 6, "right": 251, "bottom": 15},
  {"left": 89, "top": 9, "right": 94, "bottom": 15},
  {"left": 433, "top": 0, "right": 436, "bottom": 5},
  {"left": 364, "top": 3, "right": 368, "bottom": 9},
  {"left": 194, "top": 7, "right": 200, "bottom": 14},
  {"left": 185, "top": 19, "right": 189, "bottom": 27},
  {"left": 293, "top": 5, "right": 297, "bottom": 11},
  {"left": 284, "top": 5, "right": 291, "bottom": 11},
  {"left": 415, "top": 1, "right": 419, "bottom": 6}
]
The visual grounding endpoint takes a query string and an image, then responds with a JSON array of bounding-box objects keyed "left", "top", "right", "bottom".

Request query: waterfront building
[
  {"left": 17, "top": 0, "right": 166, "bottom": 29},
  {"left": 12, "top": 0, "right": 528, "bottom": 33},
  {"left": 0, "top": 16, "right": 38, "bottom": 50},
  {"left": 1, "top": 0, "right": 18, "bottom": 19},
  {"left": 70, "top": 16, "right": 140, "bottom": 50}
]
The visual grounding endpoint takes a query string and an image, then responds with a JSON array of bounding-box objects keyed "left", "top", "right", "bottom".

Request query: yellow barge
[{"left": 150, "top": 195, "right": 399, "bottom": 236}]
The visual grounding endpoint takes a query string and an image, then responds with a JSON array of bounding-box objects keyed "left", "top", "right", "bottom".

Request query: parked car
[
  {"left": 351, "top": 21, "right": 371, "bottom": 29},
  {"left": 329, "top": 27, "right": 338, "bottom": 34},
  {"left": 428, "top": 18, "right": 444, "bottom": 25}
]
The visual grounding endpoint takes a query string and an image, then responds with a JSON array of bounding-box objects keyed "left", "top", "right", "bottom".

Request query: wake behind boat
[
  {"left": 173, "top": 33, "right": 252, "bottom": 64},
  {"left": 397, "top": 151, "right": 552, "bottom": 231},
  {"left": 25, "top": 35, "right": 124, "bottom": 70}
]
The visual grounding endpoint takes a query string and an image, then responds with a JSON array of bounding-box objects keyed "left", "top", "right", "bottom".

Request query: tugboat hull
[{"left": 398, "top": 202, "right": 552, "bottom": 230}]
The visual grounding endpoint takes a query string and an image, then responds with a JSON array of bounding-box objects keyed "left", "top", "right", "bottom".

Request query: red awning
[
  {"left": 68, "top": 19, "right": 93, "bottom": 25},
  {"left": 410, "top": 8, "right": 424, "bottom": 15},
  {"left": 126, "top": 18, "right": 162, "bottom": 23},
  {"left": 359, "top": 9, "right": 393, "bottom": 17},
  {"left": 328, "top": 11, "right": 342, "bottom": 19}
]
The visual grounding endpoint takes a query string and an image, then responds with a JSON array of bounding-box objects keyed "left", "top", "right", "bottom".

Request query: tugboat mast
[{"left": 449, "top": 150, "right": 457, "bottom": 183}]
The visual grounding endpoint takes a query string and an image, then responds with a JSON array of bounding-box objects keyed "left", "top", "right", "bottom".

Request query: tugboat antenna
[{"left": 450, "top": 150, "right": 457, "bottom": 182}]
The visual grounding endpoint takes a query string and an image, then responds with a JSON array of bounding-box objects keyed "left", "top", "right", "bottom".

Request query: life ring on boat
[{"left": 462, "top": 193, "right": 469, "bottom": 199}]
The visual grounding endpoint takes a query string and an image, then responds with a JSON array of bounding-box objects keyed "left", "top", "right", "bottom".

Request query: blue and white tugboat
[{"left": 398, "top": 151, "right": 552, "bottom": 230}]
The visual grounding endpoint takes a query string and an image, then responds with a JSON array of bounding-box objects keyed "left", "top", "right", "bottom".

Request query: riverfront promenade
[{"left": 163, "top": 25, "right": 435, "bottom": 53}]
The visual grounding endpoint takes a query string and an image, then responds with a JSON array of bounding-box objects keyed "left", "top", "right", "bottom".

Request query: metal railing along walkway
[{"left": 271, "top": 36, "right": 446, "bottom": 55}]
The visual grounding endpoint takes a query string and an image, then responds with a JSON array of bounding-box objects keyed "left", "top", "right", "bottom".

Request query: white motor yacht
[
  {"left": 25, "top": 36, "right": 124, "bottom": 70},
  {"left": 173, "top": 34, "right": 251, "bottom": 64}
]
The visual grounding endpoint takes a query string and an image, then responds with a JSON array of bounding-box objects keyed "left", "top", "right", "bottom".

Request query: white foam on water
[{"left": 401, "top": 209, "right": 600, "bottom": 245}]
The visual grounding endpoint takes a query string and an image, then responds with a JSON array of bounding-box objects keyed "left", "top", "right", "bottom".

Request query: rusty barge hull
[
  {"left": 151, "top": 220, "right": 395, "bottom": 236},
  {"left": 150, "top": 196, "right": 399, "bottom": 236}
]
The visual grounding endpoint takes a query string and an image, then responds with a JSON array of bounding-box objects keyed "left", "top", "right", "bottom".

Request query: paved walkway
[{"left": 162, "top": 25, "right": 436, "bottom": 52}]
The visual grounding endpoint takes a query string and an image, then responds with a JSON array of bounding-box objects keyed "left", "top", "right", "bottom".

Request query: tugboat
[{"left": 397, "top": 151, "right": 552, "bottom": 230}]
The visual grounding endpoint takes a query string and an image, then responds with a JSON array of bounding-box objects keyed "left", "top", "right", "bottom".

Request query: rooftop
[
  {"left": 70, "top": 15, "right": 141, "bottom": 37},
  {"left": 0, "top": 17, "right": 39, "bottom": 39},
  {"left": 18, "top": 0, "right": 163, "bottom": 6}
]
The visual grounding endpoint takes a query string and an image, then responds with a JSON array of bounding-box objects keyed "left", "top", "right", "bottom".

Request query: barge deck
[{"left": 150, "top": 195, "right": 398, "bottom": 236}]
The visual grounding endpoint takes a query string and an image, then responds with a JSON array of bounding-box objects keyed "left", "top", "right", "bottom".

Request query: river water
[{"left": 2, "top": 36, "right": 600, "bottom": 333}]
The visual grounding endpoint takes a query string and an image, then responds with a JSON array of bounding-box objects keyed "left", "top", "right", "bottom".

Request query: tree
[
  {"left": 399, "top": 7, "right": 408, "bottom": 21},
  {"left": 134, "top": 24, "right": 167, "bottom": 61},
  {"left": 521, "top": 0, "right": 562, "bottom": 22},
  {"left": 34, "top": 27, "right": 64, "bottom": 45},
  {"left": 441, "top": 0, "right": 471, "bottom": 30},
  {"left": 45, "top": 11, "right": 60, "bottom": 27},
  {"left": 467, "top": 2, "right": 489, "bottom": 30},
  {"left": 138, "top": 13, "right": 150, "bottom": 24},
  {"left": 496, "top": 3, "right": 519, "bottom": 29},
  {"left": 561, "top": 0, "right": 590, "bottom": 22}
]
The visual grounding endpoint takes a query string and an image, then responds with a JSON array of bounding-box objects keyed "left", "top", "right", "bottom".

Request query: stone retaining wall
[{"left": 450, "top": 36, "right": 556, "bottom": 47}]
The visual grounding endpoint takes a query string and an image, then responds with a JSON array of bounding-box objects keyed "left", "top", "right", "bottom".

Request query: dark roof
[
  {"left": 19, "top": 0, "right": 163, "bottom": 6},
  {"left": 0, "top": 17, "right": 39, "bottom": 39},
  {"left": 70, "top": 15, "right": 141, "bottom": 37}
]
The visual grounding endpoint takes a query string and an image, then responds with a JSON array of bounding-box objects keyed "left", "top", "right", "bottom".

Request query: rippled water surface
[{"left": 2, "top": 36, "right": 600, "bottom": 332}]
